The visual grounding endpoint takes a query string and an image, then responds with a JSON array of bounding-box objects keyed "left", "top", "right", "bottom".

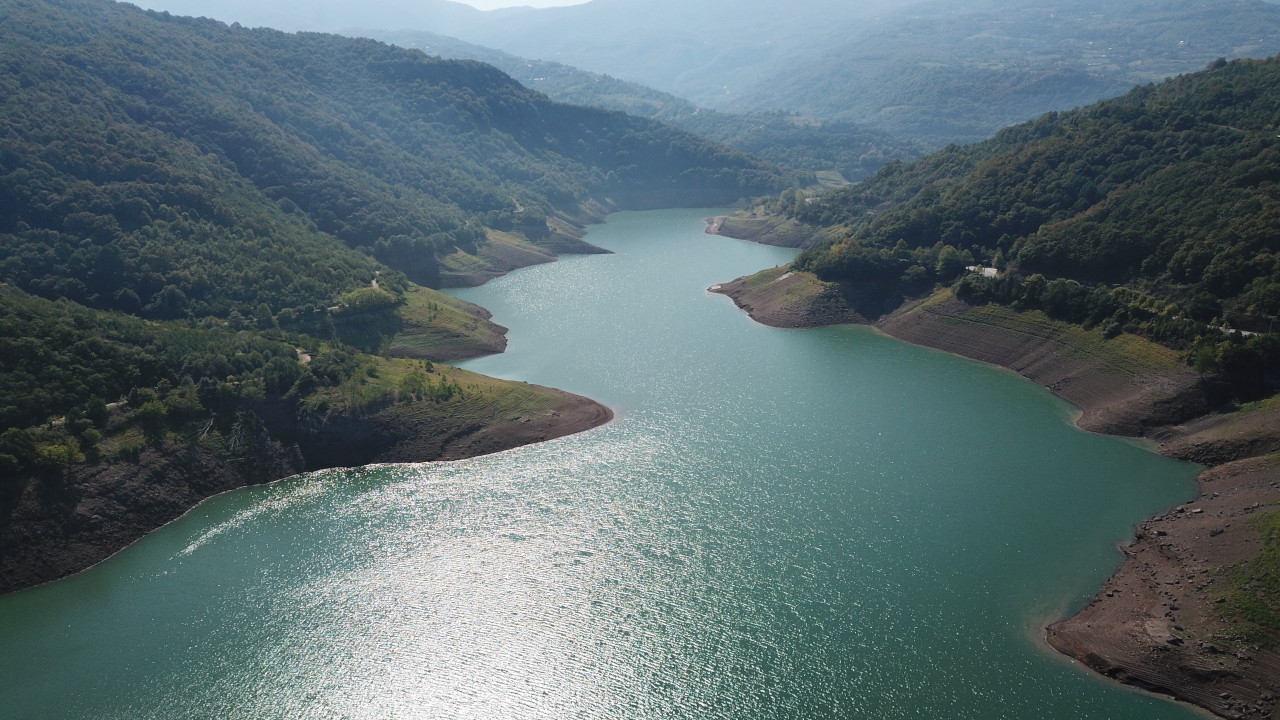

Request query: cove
[{"left": 0, "top": 208, "right": 1201, "bottom": 719}]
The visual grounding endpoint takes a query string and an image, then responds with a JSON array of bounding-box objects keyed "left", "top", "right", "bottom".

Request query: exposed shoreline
[
  {"left": 1046, "top": 454, "right": 1280, "bottom": 719},
  {"left": 709, "top": 252, "right": 1280, "bottom": 717}
]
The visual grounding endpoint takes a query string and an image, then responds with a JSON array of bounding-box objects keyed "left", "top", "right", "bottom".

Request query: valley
[{"left": 1, "top": 1, "right": 1278, "bottom": 717}]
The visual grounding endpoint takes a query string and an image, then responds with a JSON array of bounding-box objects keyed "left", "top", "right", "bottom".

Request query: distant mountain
[
  {"left": 137, "top": 0, "right": 493, "bottom": 35},
  {"left": 135, "top": 0, "right": 910, "bottom": 107},
  {"left": 369, "top": 29, "right": 929, "bottom": 181},
  {"left": 729, "top": 0, "right": 1280, "bottom": 143},
  {"left": 138, "top": 0, "right": 1280, "bottom": 147}
]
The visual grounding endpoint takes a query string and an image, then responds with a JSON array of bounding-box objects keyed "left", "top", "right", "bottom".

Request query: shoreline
[
  {"left": 0, "top": 230, "right": 620, "bottom": 597},
  {"left": 0, "top": 381, "right": 612, "bottom": 597},
  {"left": 0, "top": 398, "right": 613, "bottom": 598},
  {"left": 709, "top": 257, "right": 1280, "bottom": 718},
  {"left": 1045, "top": 454, "right": 1280, "bottom": 719}
]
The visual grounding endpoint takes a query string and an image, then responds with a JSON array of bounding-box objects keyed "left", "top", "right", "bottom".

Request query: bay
[{"left": 0, "top": 208, "right": 1200, "bottom": 719}]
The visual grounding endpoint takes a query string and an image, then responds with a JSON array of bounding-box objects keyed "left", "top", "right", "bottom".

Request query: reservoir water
[{"left": 0, "top": 209, "right": 1201, "bottom": 719}]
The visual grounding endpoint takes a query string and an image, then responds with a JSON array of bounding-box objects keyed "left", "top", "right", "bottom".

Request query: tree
[
  {"left": 136, "top": 401, "right": 168, "bottom": 440},
  {"left": 935, "top": 245, "right": 972, "bottom": 279}
]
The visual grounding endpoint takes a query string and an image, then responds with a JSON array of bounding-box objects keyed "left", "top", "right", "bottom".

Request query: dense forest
[
  {"left": 0, "top": 0, "right": 801, "bottom": 556},
  {"left": 0, "top": 0, "right": 798, "bottom": 321},
  {"left": 0, "top": 285, "right": 369, "bottom": 476},
  {"left": 763, "top": 56, "right": 1280, "bottom": 391}
]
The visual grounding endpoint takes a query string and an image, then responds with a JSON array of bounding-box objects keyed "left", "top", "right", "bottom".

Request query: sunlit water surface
[{"left": 0, "top": 209, "right": 1200, "bottom": 719}]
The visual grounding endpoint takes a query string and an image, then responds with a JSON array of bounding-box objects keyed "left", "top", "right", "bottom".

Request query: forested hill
[
  {"left": 141, "top": 0, "right": 1280, "bottom": 148},
  {"left": 369, "top": 28, "right": 929, "bottom": 182},
  {"left": 0, "top": 0, "right": 797, "bottom": 318},
  {"left": 759, "top": 56, "right": 1280, "bottom": 383}
]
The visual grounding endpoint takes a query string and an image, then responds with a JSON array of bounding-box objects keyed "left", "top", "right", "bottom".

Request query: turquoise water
[{"left": 0, "top": 209, "right": 1201, "bottom": 718}]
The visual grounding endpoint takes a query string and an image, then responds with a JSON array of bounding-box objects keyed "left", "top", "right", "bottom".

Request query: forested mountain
[
  {"left": 1, "top": 0, "right": 795, "bottom": 321},
  {"left": 0, "top": 0, "right": 799, "bottom": 569},
  {"left": 755, "top": 55, "right": 1280, "bottom": 388},
  {"left": 730, "top": 0, "right": 1280, "bottom": 143},
  {"left": 0, "top": 0, "right": 799, "bottom": 418},
  {"left": 370, "top": 29, "right": 928, "bottom": 181}
]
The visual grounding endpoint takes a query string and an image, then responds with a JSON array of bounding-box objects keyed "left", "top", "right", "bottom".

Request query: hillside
[
  {"left": 742, "top": 56, "right": 1280, "bottom": 371},
  {"left": 368, "top": 29, "right": 927, "bottom": 182},
  {"left": 3, "top": 0, "right": 830, "bottom": 592},
  {"left": 731, "top": 0, "right": 1280, "bottom": 143},
  {"left": 1, "top": 0, "right": 797, "bottom": 321},
  {"left": 140, "top": 0, "right": 1280, "bottom": 148},
  {"left": 136, "top": 0, "right": 906, "bottom": 107}
]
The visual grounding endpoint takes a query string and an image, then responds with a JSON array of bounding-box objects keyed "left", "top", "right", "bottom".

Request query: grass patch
[
  {"left": 1237, "top": 395, "right": 1280, "bottom": 415},
  {"left": 317, "top": 356, "right": 565, "bottom": 424},
  {"left": 733, "top": 267, "right": 831, "bottom": 299},
  {"left": 387, "top": 285, "right": 505, "bottom": 359},
  {"left": 731, "top": 266, "right": 792, "bottom": 291},
  {"left": 937, "top": 298, "right": 1184, "bottom": 376},
  {"left": 438, "top": 231, "right": 555, "bottom": 277},
  {"left": 814, "top": 170, "right": 850, "bottom": 187},
  {"left": 439, "top": 247, "right": 494, "bottom": 273},
  {"left": 483, "top": 229, "right": 545, "bottom": 253},
  {"left": 1216, "top": 505, "right": 1280, "bottom": 647}
]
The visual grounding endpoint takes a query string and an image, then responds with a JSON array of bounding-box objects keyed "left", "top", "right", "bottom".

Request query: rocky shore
[
  {"left": 1046, "top": 454, "right": 1280, "bottom": 719},
  {"left": 710, "top": 255, "right": 1280, "bottom": 718}
]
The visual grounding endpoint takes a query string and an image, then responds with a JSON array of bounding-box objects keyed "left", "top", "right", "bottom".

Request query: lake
[{"left": 0, "top": 209, "right": 1200, "bottom": 719}]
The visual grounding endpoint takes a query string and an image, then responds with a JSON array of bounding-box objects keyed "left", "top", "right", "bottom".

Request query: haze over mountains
[
  {"left": 139, "top": 0, "right": 905, "bottom": 106},
  {"left": 140, "top": 0, "right": 1280, "bottom": 145},
  {"left": 365, "top": 28, "right": 926, "bottom": 181},
  {"left": 730, "top": 0, "right": 1280, "bottom": 141}
]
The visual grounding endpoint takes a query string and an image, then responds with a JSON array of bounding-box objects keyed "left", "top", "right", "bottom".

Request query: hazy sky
[{"left": 458, "top": 0, "right": 586, "bottom": 9}]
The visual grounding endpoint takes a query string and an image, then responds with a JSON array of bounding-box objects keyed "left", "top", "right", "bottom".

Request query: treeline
[
  {"left": 955, "top": 272, "right": 1280, "bottom": 396},
  {"left": 785, "top": 56, "right": 1280, "bottom": 337},
  {"left": 737, "top": 56, "right": 1280, "bottom": 399},
  {"left": 0, "top": 286, "right": 313, "bottom": 475}
]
